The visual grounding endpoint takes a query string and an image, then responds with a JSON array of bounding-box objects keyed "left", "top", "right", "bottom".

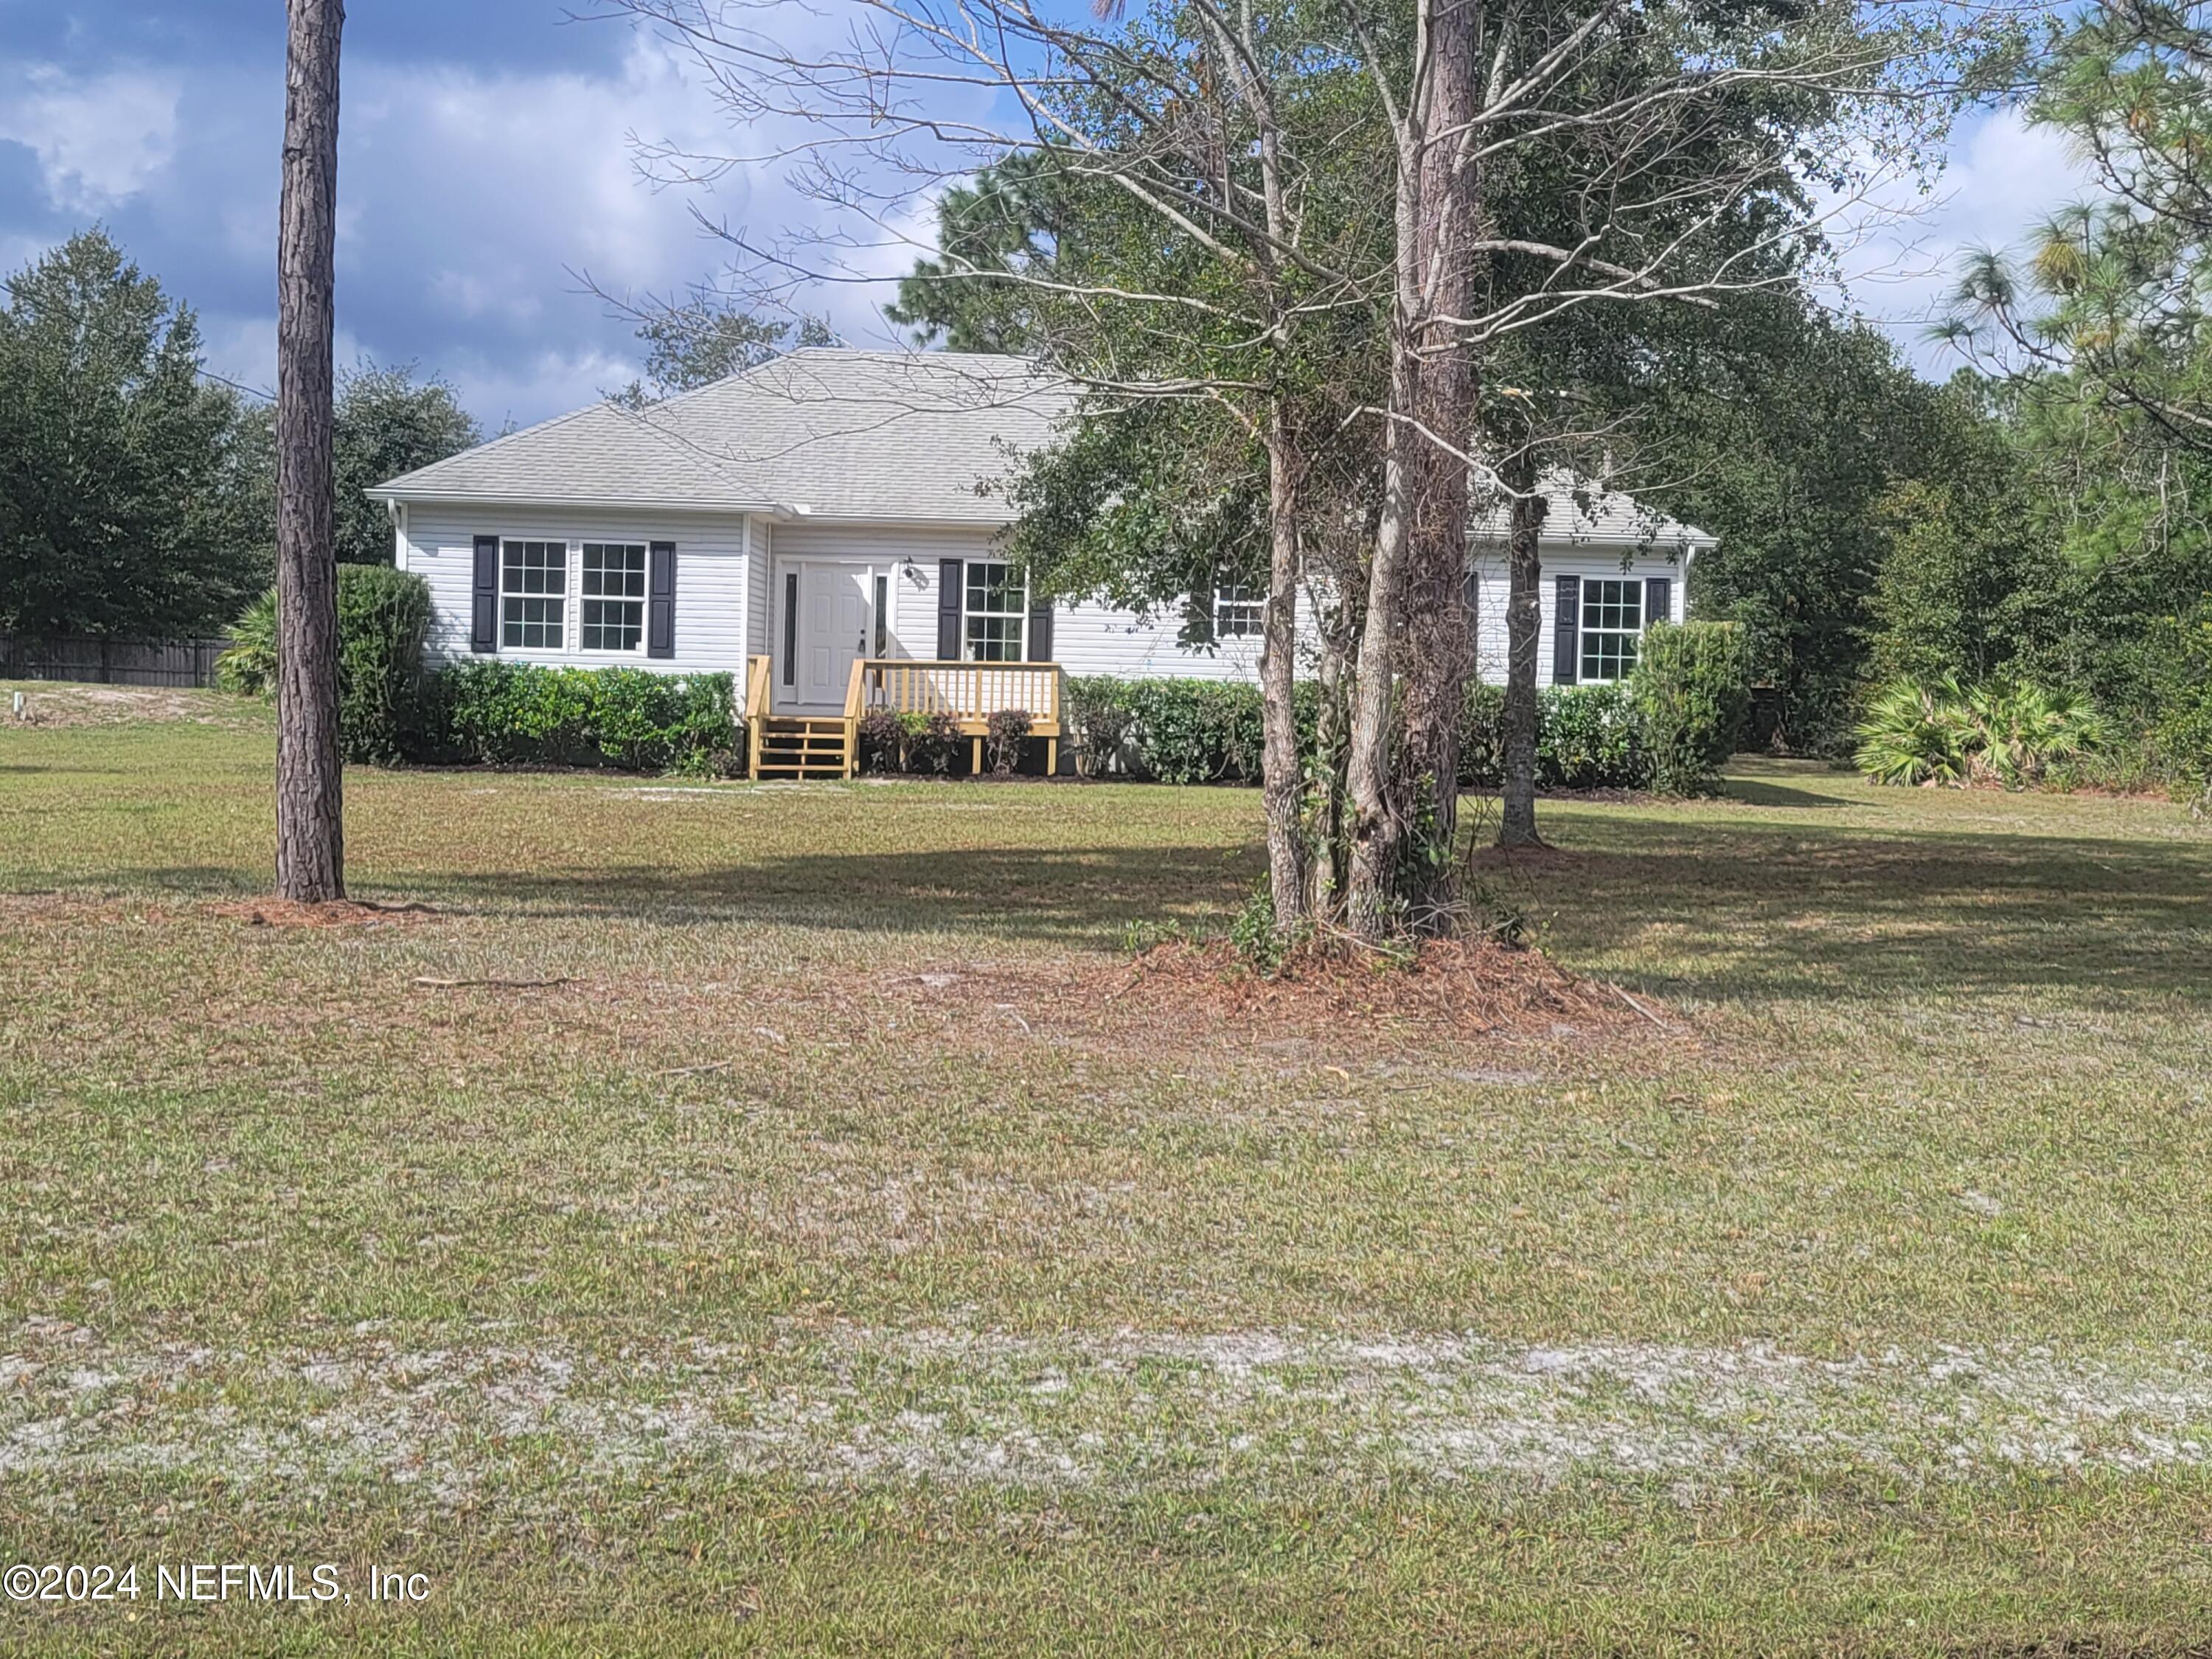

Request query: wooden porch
[{"left": 743, "top": 655, "right": 1064, "bottom": 779}]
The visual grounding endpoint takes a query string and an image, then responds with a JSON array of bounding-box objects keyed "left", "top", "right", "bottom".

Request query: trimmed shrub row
[
  {"left": 223, "top": 570, "right": 738, "bottom": 774},
  {"left": 424, "top": 661, "right": 737, "bottom": 774},
  {"left": 1069, "top": 626, "right": 1751, "bottom": 793},
  {"left": 1065, "top": 676, "right": 1267, "bottom": 784},
  {"left": 1457, "top": 682, "right": 1649, "bottom": 790},
  {"left": 1066, "top": 674, "right": 1658, "bottom": 790}
]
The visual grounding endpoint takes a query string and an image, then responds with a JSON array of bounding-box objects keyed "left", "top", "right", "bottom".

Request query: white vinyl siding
[
  {"left": 402, "top": 504, "right": 751, "bottom": 676},
  {"left": 408, "top": 499, "right": 1696, "bottom": 700}
]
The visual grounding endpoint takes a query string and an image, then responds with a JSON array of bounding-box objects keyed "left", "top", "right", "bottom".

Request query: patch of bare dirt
[
  {"left": 1104, "top": 935, "right": 1670, "bottom": 1042},
  {"left": 207, "top": 898, "right": 441, "bottom": 929},
  {"left": 4, "top": 684, "right": 253, "bottom": 728}
]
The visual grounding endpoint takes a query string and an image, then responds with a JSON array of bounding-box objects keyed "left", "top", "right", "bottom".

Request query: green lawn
[{"left": 4, "top": 682, "right": 2212, "bottom": 1655}]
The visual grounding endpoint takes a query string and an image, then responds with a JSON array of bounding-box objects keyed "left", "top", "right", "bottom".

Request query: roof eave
[{"left": 365, "top": 485, "right": 777, "bottom": 516}]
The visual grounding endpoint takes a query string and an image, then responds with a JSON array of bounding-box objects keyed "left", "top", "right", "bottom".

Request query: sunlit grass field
[{"left": 4, "top": 682, "right": 2212, "bottom": 1655}]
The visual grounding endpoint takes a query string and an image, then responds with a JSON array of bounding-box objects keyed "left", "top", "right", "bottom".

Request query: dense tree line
[
  {"left": 0, "top": 232, "right": 266, "bottom": 639},
  {"left": 0, "top": 229, "right": 480, "bottom": 643}
]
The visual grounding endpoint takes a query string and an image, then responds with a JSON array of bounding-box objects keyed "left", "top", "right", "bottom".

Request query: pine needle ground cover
[{"left": 4, "top": 685, "right": 2211, "bottom": 1655}]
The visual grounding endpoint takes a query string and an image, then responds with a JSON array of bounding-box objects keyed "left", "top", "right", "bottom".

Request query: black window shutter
[
  {"left": 1026, "top": 596, "right": 1054, "bottom": 661},
  {"left": 1644, "top": 576, "right": 1672, "bottom": 630},
  {"left": 1184, "top": 590, "right": 1217, "bottom": 646},
  {"left": 936, "top": 559, "right": 964, "bottom": 660},
  {"left": 1552, "top": 574, "right": 1581, "bottom": 684},
  {"left": 647, "top": 541, "right": 677, "bottom": 658},
  {"left": 471, "top": 535, "right": 500, "bottom": 653}
]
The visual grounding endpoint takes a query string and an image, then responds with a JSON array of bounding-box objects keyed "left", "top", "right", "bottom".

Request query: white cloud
[
  {"left": 1826, "top": 108, "right": 2095, "bottom": 375},
  {"left": 0, "top": 64, "right": 182, "bottom": 212},
  {"left": 0, "top": 29, "right": 941, "bottom": 424}
]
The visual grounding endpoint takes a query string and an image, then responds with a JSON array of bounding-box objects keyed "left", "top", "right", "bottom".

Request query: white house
[{"left": 369, "top": 349, "right": 1711, "bottom": 775}]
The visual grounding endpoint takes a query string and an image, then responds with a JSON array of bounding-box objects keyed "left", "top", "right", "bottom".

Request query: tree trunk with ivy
[
  {"left": 1498, "top": 448, "right": 1549, "bottom": 847},
  {"left": 1343, "top": 0, "right": 1484, "bottom": 938},
  {"left": 1259, "top": 406, "right": 1310, "bottom": 931}
]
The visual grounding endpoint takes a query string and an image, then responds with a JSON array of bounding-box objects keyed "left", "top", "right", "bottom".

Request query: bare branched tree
[{"left": 583, "top": 0, "right": 1968, "bottom": 939}]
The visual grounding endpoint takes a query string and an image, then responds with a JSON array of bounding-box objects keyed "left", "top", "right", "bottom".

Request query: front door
[{"left": 787, "top": 560, "right": 872, "bottom": 710}]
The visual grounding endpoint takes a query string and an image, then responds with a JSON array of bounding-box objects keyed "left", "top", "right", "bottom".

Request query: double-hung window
[
  {"left": 501, "top": 540, "right": 566, "bottom": 649},
  {"left": 580, "top": 542, "right": 647, "bottom": 652},
  {"left": 964, "top": 560, "right": 1027, "bottom": 661},
  {"left": 1214, "top": 581, "right": 1263, "bottom": 639},
  {"left": 1579, "top": 578, "right": 1643, "bottom": 681}
]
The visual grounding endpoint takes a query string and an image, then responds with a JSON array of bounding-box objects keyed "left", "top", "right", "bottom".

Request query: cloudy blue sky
[{"left": 0, "top": 0, "right": 2089, "bottom": 431}]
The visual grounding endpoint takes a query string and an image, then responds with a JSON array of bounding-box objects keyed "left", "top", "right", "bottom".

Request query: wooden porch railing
[
  {"left": 742, "top": 653, "right": 773, "bottom": 773},
  {"left": 847, "top": 658, "right": 1064, "bottom": 774},
  {"left": 742, "top": 654, "right": 1063, "bottom": 776}
]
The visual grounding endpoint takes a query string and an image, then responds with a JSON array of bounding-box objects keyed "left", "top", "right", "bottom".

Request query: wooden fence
[{"left": 0, "top": 633, "right": 233, "bottom": 689}]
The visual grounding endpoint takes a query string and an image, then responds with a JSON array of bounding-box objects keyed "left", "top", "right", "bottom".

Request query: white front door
[{"left": 786, "top": 560, "right": 872, "bottom": 709}]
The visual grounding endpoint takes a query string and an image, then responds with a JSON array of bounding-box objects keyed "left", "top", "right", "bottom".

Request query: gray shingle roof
[
  {"left": 369, "top": 349, "right": 1069, "bottom": 523},
  {"left": 1471, "top": 469, "right": 1715, "bottom": 550},
  {"left": 372, "top": 349, "right": 1711, "bottom": 546}
]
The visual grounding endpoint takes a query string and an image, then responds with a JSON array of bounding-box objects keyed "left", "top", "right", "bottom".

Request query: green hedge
[
  {"left": 1065, "top": 675, "right": 1267, "bottom": 783},
  {"left": 1459, "top": 681, "right": 1648, "bottom": 789},
  {"left": 421, "top": 661, "right": 738, "bottom": 775},
  {"left": 218, "top": 566, "right": 434, "bottom": 765},
  {"left": 1631, "top": 621, "right": 1751, "bottom": 795},
  {"left": 1065, "top": 673, "right": 1653, "bottom": 790}
]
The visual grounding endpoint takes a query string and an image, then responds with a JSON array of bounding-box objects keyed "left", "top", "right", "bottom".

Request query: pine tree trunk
[
  {"left": 274, "top": 0, "right": 346, "bottom": 902},
  {"left": 1498, "top": 455, "right": 1548, "bottom": 848},
  {"left": 1259, "top": 406, "right": 1309, "bottom": 933}
]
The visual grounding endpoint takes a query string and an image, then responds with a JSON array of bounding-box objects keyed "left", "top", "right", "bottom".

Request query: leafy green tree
[
  {"left": 614, "top": 296, "right": 835, "bottom": 403},
  {"left": 1633, "top": 319, "right": 2011, "bottom": 751},
  {"left": 0, "top": 229, "right": 264, "bottom": 638},
  {"left": 330, "top": 362, "right": 481, "bottom": 565},
  {"left": 1936, "top": 0, "right": 2212, "bottom": 742},
  {"left": 1865, "top": 475, "right": 2054, "bottom": 688}
]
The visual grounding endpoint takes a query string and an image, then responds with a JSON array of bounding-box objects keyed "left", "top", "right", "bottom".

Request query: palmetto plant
[
  {"left": 1856, "top": 678, "right": 1976, "bottom": 787},
  {"left": 1963, "top": 681, "right": 2105, "bottom": 787},
  {"left": 1856, "top": 676, "right": 2103, "bottom": 789},
  {"left": 216, "top": 588, "right": 279, "bottom": 698}
]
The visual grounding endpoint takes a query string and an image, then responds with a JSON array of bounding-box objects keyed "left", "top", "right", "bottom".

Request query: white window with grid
[
  {"left": 1214, "top": 581, "right": 1263, "bottom": 639},
  {"left": 1579, "top": 578, "right": 1644, "bottom": 681},
  {"left": 501, "top": 539, "right": 566, "bottom": 649},
  {"left": 964, "top": 560, "right": 1027, "bottom": 661},
  {"left": 580, "top": 542, "right": 647, "bottom": 653}
]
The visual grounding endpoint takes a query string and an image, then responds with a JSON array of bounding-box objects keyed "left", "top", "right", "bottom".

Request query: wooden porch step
[{"left": 749, "top": 713, "right": 854, "bottom": 779}]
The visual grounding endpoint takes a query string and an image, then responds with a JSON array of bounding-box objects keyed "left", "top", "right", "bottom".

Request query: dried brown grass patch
[{"left": 1103, "top": 935, "right": 1673, "bottom": 1044}]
